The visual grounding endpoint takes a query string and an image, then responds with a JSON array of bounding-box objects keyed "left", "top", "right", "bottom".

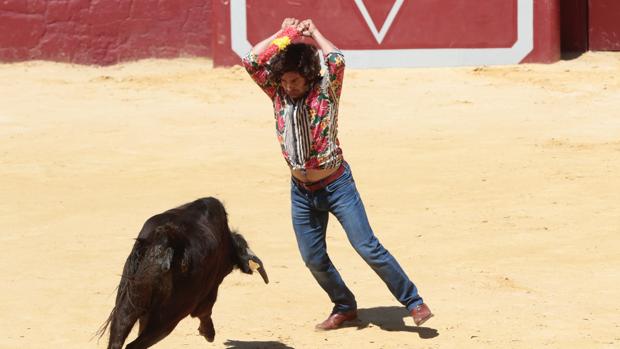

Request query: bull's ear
[{"left": 160, "top": 247, "right": 174, "bottom": 272}]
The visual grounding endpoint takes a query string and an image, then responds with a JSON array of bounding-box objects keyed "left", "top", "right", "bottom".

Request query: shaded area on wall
[{"left": 560, "top": 0, "right": 588, "bottom": 53}]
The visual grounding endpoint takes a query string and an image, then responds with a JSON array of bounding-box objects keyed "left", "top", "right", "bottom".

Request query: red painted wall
[
  {"left": 522, "top": 0, "right": 561, "bottom": 63},
  {"left": 0, "top": 0, "right": 213, "bottom": 65},
  {"left": 589, "top": 0, "right": 620, "bottom": 50}
]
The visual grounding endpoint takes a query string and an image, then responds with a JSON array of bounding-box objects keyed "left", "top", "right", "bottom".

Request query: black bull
[{"left": 98, "top": 197, "right": 269, "bottom": 349}]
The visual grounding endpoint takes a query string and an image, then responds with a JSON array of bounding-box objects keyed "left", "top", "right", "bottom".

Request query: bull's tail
[
  {"left": 96, "top": 238, "right": 148, "bottom": 349},
  {"left": 97, "top": 224, "right": 177, "bottom": 349}
]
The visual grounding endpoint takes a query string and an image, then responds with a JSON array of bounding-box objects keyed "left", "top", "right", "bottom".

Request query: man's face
[{"left": 281, "top": 71, "right": 308, "bottom": 99}]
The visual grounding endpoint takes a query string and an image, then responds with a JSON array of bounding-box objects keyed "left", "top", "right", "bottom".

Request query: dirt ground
[{"left": 1, "top": 52, "right": 619, "bottom": 349}]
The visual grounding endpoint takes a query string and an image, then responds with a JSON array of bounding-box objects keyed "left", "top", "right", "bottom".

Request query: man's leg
[
  {"left": 291, "top": 180, "right": 357, "bottom": 314},
  {"left": 326, "top": 165, "right": 426, "bottom": 314}
]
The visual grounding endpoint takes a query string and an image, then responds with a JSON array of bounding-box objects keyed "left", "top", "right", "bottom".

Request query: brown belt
[{"left": 292, "top": 163, "right": 346, "bottom": 192}]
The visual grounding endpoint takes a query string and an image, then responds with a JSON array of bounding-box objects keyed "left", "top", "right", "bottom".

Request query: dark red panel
[
  {"left": 560, "top": 0, "right": 588, "bottom": 52},
  {"left": 589, "top": 0, "right": 620, "bottom": 51}
]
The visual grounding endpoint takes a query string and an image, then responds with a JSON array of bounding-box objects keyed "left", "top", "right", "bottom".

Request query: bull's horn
[{"left": 250, "top": 255, "right": 269, "bottom": 284}]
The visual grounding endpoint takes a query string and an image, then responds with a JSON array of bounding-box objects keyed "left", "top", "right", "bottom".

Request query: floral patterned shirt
[{"left": 242, "top": 50, "right": 346, "bottom": 170}]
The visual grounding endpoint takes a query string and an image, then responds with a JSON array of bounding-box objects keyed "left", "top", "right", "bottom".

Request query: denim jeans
[{"left": 290, "top": 162, "right": 423, "bottom": 314}]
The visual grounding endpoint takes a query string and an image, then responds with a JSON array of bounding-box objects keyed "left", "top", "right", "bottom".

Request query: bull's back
[{"left": 135, "top": 198, "right": 236, "bottom": 308}]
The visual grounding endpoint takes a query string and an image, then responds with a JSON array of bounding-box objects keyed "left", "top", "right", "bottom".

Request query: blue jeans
[{"left": 291, "top": 162, "right": 423, "bottom": 314}]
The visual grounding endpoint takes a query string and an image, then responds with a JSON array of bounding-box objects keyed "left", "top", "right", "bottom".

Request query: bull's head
[{"left": 231, "top": 231, "right": 269, "bottom": 284}]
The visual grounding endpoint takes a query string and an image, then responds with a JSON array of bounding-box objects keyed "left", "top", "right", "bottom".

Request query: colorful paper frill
[{"left": 258, "top": 27, "right": 301, "bottom": 65}]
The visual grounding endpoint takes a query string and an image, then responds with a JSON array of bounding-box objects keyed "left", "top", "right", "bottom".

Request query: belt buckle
[{"left": 294, "top": 176, "right": 314, "bottom": 192}]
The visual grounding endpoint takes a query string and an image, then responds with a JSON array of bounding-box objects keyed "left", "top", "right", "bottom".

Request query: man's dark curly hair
[{"left": 268, "top": 43, "right": 321, "bottom": 84}]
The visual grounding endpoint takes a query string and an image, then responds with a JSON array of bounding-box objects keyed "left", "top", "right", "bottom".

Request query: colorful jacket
[{"left": 242, "top": 50, "right": 346, "bottom": 170}]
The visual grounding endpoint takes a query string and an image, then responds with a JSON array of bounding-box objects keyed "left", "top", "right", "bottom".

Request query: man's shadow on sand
[
  {"left": 224, "top": 340, "right": 295, "bottom": 349},
  {"left": 342, "top": 306, "right": 439, "bottom": 339}
]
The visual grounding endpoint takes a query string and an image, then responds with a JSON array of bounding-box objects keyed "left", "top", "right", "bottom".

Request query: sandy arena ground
[{"left": 1, "top": 52, "right": 619, "bottom": 349}]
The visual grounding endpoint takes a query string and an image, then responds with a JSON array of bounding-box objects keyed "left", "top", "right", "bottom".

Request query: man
[{"left": 242, "top": 18, "right": 433, "bottom": 330}]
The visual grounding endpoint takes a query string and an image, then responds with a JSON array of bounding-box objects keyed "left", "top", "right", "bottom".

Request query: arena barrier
[
  {"left": 6, "top": 0, "right": 619, "bottom": 66},
  {"left": 213, "top": 0, "right": 561, "bottom": 68}
]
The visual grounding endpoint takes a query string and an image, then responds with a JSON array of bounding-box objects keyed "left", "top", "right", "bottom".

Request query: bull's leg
[
  {"left": 138, "top": 315, "right": 149, "bottom": 335},
  {"left": 124, "top": 318, "right": 179, "bottom": 349},
  {"left": 194, "top": 288, "right": 219, "bottom": 342},
  {"left": 198, "top": 315, "right": 215, "bottom": 343}
]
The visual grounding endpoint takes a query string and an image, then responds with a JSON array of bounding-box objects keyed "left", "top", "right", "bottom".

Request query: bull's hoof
[
  {"left": 198, "top": 325, "right": 215, "bottom": 343},
  {"left": 200, "top": 331, "right": 215, "bottom": 343}
]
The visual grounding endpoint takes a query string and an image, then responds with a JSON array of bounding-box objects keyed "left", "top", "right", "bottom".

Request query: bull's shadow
[
  {"left": 224, "top": 339, "right": 295, "bottom": 349},
  {"left": 347, "top": 306, "right": 439, "bottom": 339}
]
